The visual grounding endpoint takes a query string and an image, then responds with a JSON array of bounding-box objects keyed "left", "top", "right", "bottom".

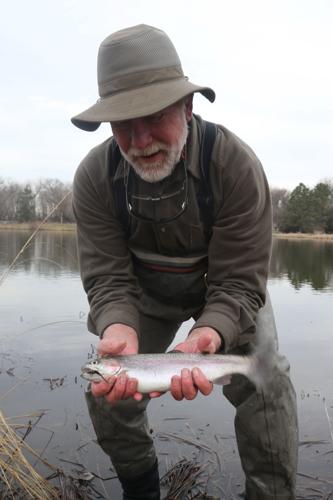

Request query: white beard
[{"left": 120, "top": 114, "right": 188, "bottom": 183}]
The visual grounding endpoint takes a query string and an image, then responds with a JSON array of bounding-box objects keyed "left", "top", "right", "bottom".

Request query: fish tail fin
[
  {"left": 214, "top": 374, "right": 232, "bottom": 386},
  {"left": 247, "top": 336, "right": 276, "bottom": 390}
]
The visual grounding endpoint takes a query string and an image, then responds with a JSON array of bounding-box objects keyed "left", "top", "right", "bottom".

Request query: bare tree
[
  {"left": 35, "top": 179, "right": 73, "bottom": 222},
  {"left": 270, "top": 187, "right": 290, "bottom": 230},
  {"left": 0, "top": 179, "right": 21, "bottom": 221}
]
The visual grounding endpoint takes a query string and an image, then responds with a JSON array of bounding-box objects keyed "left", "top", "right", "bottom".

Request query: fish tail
[{"left": 247, "top": 337, "right": 276, "bottom": 389}]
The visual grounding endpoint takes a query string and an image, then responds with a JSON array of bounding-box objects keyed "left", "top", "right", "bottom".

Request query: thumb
[
  {"left": 98, "top": 339, "right": 127, "bottom": 357},
  {"left": 197, "top": 333, "right": 215, "bottom": 354}
]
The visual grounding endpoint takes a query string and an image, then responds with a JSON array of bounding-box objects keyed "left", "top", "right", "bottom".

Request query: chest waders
[{"left": 109, "top": 121, "right": 217, "bottom": 311}]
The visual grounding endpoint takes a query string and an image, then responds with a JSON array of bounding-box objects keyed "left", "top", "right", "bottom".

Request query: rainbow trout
[{"left": 81, "top": 351, "right": 266, "bottom": 392}]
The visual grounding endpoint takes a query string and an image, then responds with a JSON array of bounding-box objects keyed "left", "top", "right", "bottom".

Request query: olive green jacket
[{"left": 73, "top": 115, "right": 272, "bottom": 352}]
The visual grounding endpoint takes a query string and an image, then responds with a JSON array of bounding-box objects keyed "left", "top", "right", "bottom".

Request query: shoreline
[
  {"left": 0, "top": 221, "right": 333, "bottom": 241},
  {"left": 1, "top": 223, "right": 333, "bottom": 240},
  {"left": 273, "top": 231, "right": 333, "bottom": 241},
  {"left": 0, "top": 222, "right": 76, "bottom": 232}
]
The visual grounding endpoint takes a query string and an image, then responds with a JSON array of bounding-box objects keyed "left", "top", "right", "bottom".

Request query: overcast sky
[{"left": 1, "top": 0, "right": 332, "bottom": 190}]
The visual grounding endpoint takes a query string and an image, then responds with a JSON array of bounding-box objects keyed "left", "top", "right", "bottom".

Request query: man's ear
[{"left": 184, "top": 94, "right": 193, "bottom": 122}]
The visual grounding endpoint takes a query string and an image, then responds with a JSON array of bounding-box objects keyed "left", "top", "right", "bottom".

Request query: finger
[
  {"left": 181, "top": 368, "right": 198, "bottom": 400},
  {"left": 91, "top": 377, "right": 115, "bottom": 397},
  {"left": 105, "top": 375, "right": 127, "bottom": 404},
  {"left": 173, "top": 341, "right": 197, "bottom": 354},
  {"left": 192, "top": 367, "right": 213, "bottom": 395},
  {"left": 197, "top": 334, "right": 215, "bottom": 354},
  {"left": 133, "top": 391, "right": 144, "bottom": 401},
  {"left": 149, "top": 391, "right": 163, "bottom": 399},
  {"left": 122, "top": 378, "right": 138, "bottom": 399},
  {"left": 170, "top": 375, "right": 184, "bottom": 401},
  {"left": 98, "top": 339, "right": 127, "bottom": 357}
]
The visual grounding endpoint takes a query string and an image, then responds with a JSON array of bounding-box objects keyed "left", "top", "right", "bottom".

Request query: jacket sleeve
[
  {"left": 192, "top": 128, "right": 272, "bottom": 352},
  {"left": 72, "top": 145, "right": 141, "bottom": 337}
]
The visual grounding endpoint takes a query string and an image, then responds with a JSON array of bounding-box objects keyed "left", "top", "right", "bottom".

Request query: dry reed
[{"left": 0, "top": 409, "right": 59, "bottom": 499}]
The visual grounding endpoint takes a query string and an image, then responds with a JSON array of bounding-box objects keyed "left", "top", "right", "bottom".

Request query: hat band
[{"left": 99, "top": 65, "right": 184, "bottom": 97}]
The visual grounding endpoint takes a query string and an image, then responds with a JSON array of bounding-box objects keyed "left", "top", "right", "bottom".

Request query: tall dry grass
[
  {"left": 0, "top": 409, "right": 59, "bottom": 499},
  {"left": 0, "top": 192, "right": 72, "bottom": 498}
]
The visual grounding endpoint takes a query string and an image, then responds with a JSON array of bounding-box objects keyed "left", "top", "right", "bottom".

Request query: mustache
[{"left": 127, "top": 142, "right": 169, "bottom": 158}]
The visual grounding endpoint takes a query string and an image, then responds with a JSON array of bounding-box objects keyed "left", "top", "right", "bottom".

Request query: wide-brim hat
[{"left": 71, "top": 24, "right": 215, "bottom": 131}]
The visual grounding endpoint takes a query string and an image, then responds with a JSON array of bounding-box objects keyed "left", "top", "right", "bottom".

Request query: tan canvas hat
[{"left": 71, "top": 24, "right": 215, "bottom": 131}]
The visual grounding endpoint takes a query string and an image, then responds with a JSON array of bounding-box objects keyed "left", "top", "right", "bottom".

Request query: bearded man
[{"left": 71, "top": 24, "right": 298, "bottom": 500}]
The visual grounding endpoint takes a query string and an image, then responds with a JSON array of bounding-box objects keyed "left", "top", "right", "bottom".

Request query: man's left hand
[{"left": 170, "top": 327, "right": 222, "bottom": 401}]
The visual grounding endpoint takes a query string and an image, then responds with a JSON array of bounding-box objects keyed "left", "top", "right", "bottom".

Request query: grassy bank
[
  {"left": 0, "top": 222, "right": 76, "bottom": 232},
  {"left": 1, "top": 223, "right": 333, "bottom": 240},
  {"left": 273, "top": 231, "right": 333, "bottom": 241}
]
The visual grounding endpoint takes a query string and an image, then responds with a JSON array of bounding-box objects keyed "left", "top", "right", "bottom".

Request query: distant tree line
[
  {"left": 1, "top": 178, "right": 333, "bottom": 233},
  {"left": 0, "top": 178, "right": 73, "bottom": 223},
  {"left": 271, "top": 181, "right": 333, "bottom": 233}
]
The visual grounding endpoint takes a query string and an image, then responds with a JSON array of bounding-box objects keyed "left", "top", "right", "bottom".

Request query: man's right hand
[{"left": 91, "top": 323, "right": 143, "bottom": 403}]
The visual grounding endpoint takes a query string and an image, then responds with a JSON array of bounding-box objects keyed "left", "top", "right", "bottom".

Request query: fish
[{"left": 81, "top": 350, "right": 268, "bottom": 393}]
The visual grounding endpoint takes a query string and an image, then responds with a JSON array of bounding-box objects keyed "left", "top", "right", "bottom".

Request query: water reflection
[
  {"left": 1, "top": 230, "right": 332, "bottom": 495},
  {"left": 1, "top": 231, "right": 333, "bottom": 291},
  {"left": 0, "top": 230, "right": 78, "bottom": 276},
  {"left": 270, "top": 238, "right": 333, "bottom": 291}
]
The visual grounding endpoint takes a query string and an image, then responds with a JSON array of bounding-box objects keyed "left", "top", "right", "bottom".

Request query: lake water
[{"left": 0, "top": 231, "right": 332, "bottom": 498}]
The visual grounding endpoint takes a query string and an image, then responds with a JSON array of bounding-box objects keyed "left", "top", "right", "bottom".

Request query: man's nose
[{"left": 130, "top": 119, "right": 152, "bottom": 149}]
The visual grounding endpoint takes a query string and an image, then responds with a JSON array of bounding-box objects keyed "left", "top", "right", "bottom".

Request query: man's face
[{"left": 111, "top": 97, "right": 193, "bottom": 183}]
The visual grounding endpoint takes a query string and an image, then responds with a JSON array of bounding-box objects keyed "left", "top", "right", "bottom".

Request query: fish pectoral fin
[{"left": 214, "top": 375, "right": 232, "bottom": 386}]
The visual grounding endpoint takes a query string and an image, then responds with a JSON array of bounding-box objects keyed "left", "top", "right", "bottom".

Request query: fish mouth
[{"left": 81, "top": 366, "right": 103, "bottom": 381}]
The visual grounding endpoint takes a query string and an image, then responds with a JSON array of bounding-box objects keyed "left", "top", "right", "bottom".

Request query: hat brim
[{"left": 71, "top": 79, "right": 215, "bottom": 131}]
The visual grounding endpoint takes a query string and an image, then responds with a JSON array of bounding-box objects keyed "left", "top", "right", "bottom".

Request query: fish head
[{"left": 81, "top": 357, "right": 122, "bottom": 382}]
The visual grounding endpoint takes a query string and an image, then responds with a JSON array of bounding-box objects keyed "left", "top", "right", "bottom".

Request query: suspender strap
[
  {"left": 110, "top": 139, "right": 130, "bottom": 234},
  {"left": 197, "top": 120, "right": 217, "bottom": 241}
]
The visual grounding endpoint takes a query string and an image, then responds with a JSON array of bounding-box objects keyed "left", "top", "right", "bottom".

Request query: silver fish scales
[{"left": 81, "top": 351, "right": 265, "bottom": 392}]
